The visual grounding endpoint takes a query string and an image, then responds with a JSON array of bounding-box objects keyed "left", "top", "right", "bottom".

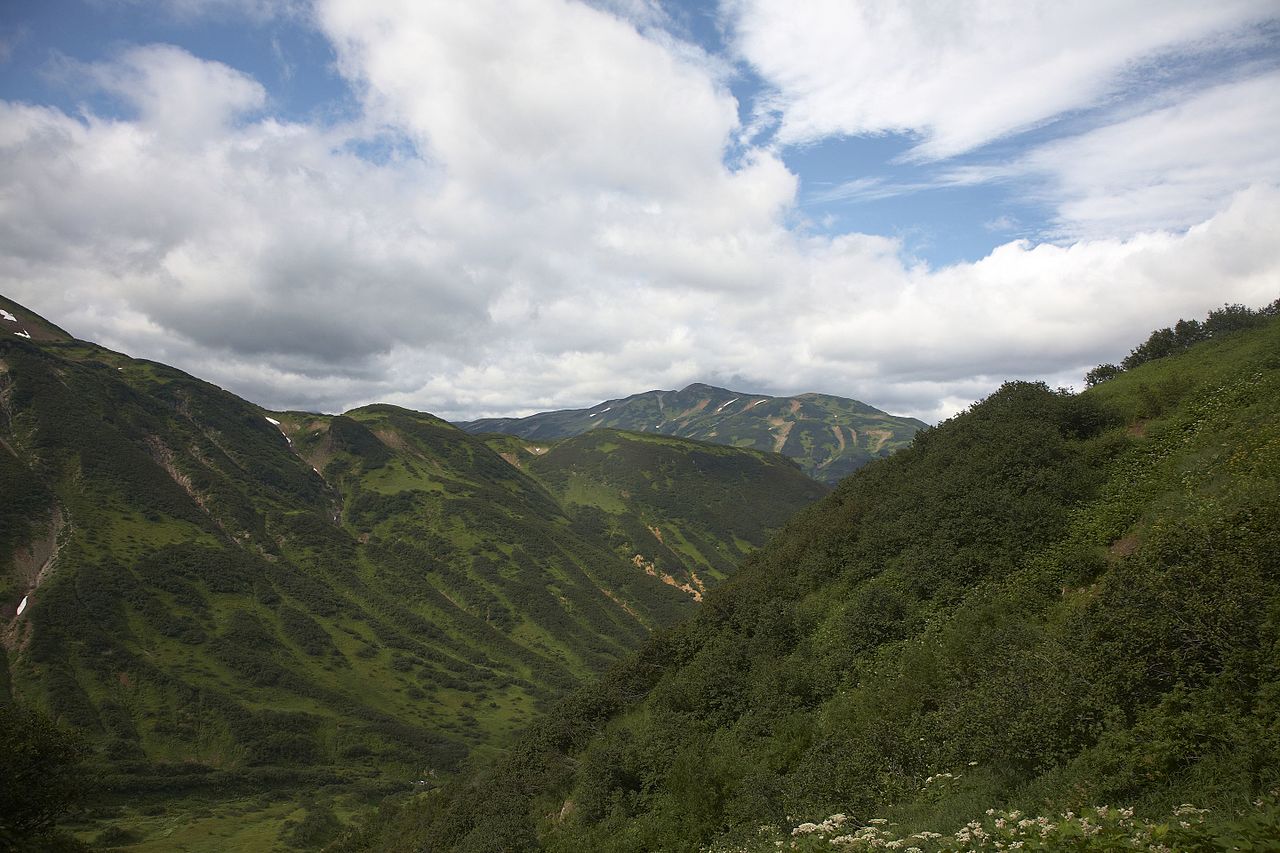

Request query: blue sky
[{"left": 1, "top": 1, "right": 1278, "bottom": 421}]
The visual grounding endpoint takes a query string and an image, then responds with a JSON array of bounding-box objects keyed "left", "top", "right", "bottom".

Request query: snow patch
[
  {"left": 588, "top": 413, "right": 597, "bottom": 418},
  {"left": 15, "top": 330, "right": 31, "bottom": 339},
  {"left": 0, "top": 309, "right": 16, "bottom": 322},
  {"left": 601, "top": 407, "right": 612, "bottom": 413},
  {"left": 264, "top": 416, "right": 281, "bottom": 426},
  {"left": 16, "top": 596, "right": 28, "bottom": 616},
  {"left": 715, "top": 397, "right": 739, "bottom": 413}
]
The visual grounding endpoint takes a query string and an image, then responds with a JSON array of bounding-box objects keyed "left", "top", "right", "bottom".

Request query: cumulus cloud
[
  {"left": 727, "top": 0, "right": 1278, "bottom": 159},
  {"left": 1, "top": 1, "right": 1278, "bottom": 425}
]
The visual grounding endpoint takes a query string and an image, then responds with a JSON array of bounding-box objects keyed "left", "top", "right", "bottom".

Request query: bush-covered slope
[
  {"left": 491, "top": 429, "right": 830, "bottom": 598},
  {"left": 0, "top": 299, "right": 827, "bottom": 848},
  {"left": 343, "top": 313, "right": 1280, "bottom": 852},
  {"left": 461, "top": 383, "right": 926, "bottom": 485}
]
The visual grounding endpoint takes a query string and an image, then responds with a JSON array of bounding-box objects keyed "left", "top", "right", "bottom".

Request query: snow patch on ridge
[
  {"left": 16, "top": 596, "right": 28, "bottom": 617},
  {"left": 0, "top": 310, "right": 16, "bottom": 322}
]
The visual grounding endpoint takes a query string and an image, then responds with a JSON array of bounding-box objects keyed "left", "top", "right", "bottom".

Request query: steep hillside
[
  {"left": 0, "top": 294, "right": 73, "bottom": 343},
  {"left": 345, "top": 310, "right": 1280, "bottom": 852},
  {"left": 486, "top": 430, "right": 829, "bottom": 600},
  {"left": 0, "top": 298, "right": 826, "bottom": 850},
  {"left": 461, "top": 383, "right": 926, "bottom": 485}
]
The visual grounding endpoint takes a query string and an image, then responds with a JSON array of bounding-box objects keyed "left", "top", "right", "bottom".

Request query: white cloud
[
  {"left": 80, "top": 44, "right": 267, "bottom": 142},
  {"left": 726, "top": 0, "right": 1278, "bottom": 159},
  {"left": 1, "top": 3, "right": 1278, "bottom": 427},
  {"left": 1024, "top": 71, "right": 1280, "bottom": 238},
  {"left": 318, "top": 0, "right": 740, "bottom": 200}
]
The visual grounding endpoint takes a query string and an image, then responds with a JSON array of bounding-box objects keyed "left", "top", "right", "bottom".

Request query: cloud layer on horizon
[{"left": 1, "top": 0, "right": 1278, "bottom": 424}]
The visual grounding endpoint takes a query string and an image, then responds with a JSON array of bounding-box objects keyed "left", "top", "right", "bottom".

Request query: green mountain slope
[
  {"left": 484, "top": 430, "right": 829, "bottom": 600},
  {"left": 348, "top": 310, "right": 1280, "bottom": 852},
  {"left": 0, "top": 297, "right": 826, "bottom": 848},
  {"left": 460, "top": 383, "right": 926, "bottom": 485}
]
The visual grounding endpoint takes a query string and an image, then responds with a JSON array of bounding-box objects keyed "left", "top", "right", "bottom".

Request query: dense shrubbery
[
  {"left": 0, "top": 701, "right": 92, "bottom": 851},
  {"left": 334, "top": 315, "right": 1280, "bottom": 852},
  {"left": 1087, "top": 299, "right": 1279, "bottom": 384},
  {"left": 0, "top": 306, "right": 915, "bottom": 847}
]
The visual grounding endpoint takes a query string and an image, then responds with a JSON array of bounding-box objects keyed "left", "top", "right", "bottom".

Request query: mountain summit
[{"left": 460, "top": 383, "right": 926, "bottom": 485}]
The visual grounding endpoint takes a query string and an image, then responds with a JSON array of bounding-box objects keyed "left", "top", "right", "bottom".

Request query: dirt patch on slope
[
  {"left": 772, "top": 420, "right": 795, "bottom": 454},
  {"left": 603, "top": 589, "right": 642, "bottom": 622},
  {"left": 147, "top": 436, "right": 213, "bottom": 518},
  {"left": 866, "top": 428, "right": 893, "bottom": 453},
  {"left": 631, "top": 554, "right": 702, "bottom": 602},
  {"left": 830, "top": 425, "right": 846, "bottom": 453},
  {"left": 1108, "top": 534, "right": 1141, "bottom": 560}
]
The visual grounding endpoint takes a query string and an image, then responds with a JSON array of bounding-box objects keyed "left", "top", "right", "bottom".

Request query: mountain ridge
[
  {"left": 0, "top": 294, "right": 827, "bottom": 849},
  {"left": 459, "top": 383, "right": 927, "bottom": 485}
]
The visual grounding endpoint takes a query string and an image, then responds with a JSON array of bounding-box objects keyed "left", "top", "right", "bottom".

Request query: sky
[{"left": 1, "top": 0, "right": 1277, "bottom": 423}]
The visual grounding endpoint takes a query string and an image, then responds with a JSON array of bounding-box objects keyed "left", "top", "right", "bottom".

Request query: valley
[{"left": 0, "top": 295, "right": 827, "bottom": 850}]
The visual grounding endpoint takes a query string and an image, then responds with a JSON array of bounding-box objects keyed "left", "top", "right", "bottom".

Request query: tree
[
  {"left": 0, "top": 701, "right": 91, "bottom": 850},
  {"left": 1085, "top": 363, "right": 1122, "bottom": 387},
  {"left": 1203, "top": 303, "right": 1260, "bottom": 337}
]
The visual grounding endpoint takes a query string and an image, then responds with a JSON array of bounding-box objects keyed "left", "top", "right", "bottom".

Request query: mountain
[
  {"left": 459, "top": 382, "right": 927, "bottom": 485},
  {"left": 0, "top": 296, "right": 825, "bottom": 850},
  {"left": 0, "top": 294, "right": 73, "bottom": 343},
  {"left": 483, "top": 429, "right": 829, "bottom": 599},
  {"left": 343, "top": 307, "right": 1280, "bottom": 852}
]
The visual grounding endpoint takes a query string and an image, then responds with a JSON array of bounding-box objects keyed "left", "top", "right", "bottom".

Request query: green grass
[
  {"left": 461, "top": 384, "right": 924, "bottom": 485},
  {"left": 341, "top": 314, "right": 1280, "bottom": 853}
]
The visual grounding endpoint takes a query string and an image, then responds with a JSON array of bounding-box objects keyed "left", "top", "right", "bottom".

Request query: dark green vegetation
[
  {"left": 461, "top": 382, "right": 927, "bottom": 485},
  {"left": 487, "top": 430, "right": 828, "bottom": 598},
  {"left": 0, "top": 297, "right": 824, "bottom": 849},
  {"left": 1087, "top": 300, "right": 1278, "bottom": 386},
  {"left": 341, "top": 309, "right": 1280, "bottom": 851},
  {"left": 0, "top": 701, "right": 92, "bottom": 851}
]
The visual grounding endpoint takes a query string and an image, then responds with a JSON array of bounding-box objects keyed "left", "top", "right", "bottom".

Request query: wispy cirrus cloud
[{"left": 725, "top": 0, "right": 1278, "bottom": 159}]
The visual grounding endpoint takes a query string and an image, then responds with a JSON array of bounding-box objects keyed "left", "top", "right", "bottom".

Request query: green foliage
[
  {"left": 0, "top": 297, "right": 829, "bottom": 846},
  {"left": 0, "top": 701, "right": 91, "bottom": 849},
  {"left": 1084, "top": 363, "right": 1120, "bottom": 387},
  {"left": 329, "top": 415, "right": 392, "bottom": 469},
  {"left": 1105, "top": 299, "right": 1276, "bottom": 375},
  {"left": 281, "top": 797, "right": 344, "bottom": 849},
  {"left": 462, "top": 383, "right": 925, "bottom": 485},
  {"left": 355, "top": 316, "right": 1280, "bottom": 852}
]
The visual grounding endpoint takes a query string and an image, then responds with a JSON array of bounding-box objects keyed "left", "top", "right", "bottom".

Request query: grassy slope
[
  {"left": 346, "top": 317, "right": 1280, "bottom": 852},
  {"left": 0, "top": 312, "right": 825, "bottom": 850},
  {"left": 487, "top": 429, "right": 830, "bottom": 595},
  {"left": 461, "top": 383, "right": 925, "bottom": 485}
]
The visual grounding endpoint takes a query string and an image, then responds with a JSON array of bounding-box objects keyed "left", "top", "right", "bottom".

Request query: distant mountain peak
[{"left": 459, "top": 384, "right": 924, "bottom": 485}]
